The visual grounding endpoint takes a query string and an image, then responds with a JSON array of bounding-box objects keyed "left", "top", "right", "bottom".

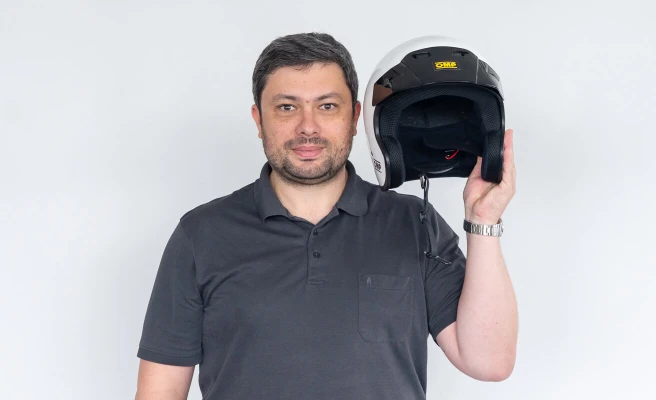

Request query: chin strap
[{"left": 418, "top": 173, "right": 452, "bottom": 264}]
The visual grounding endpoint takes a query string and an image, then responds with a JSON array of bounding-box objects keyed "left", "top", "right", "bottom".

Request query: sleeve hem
[
  {"left": 137, "top": 346, "right": 202, "bottom": 366},
  {"left": 429, "top": 306, "right": 458, "bottom": 345}
]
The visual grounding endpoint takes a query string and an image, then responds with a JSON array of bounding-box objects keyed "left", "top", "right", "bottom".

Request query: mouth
[{"left": 291, "top": 146, "right": 324, "bottom": 159}]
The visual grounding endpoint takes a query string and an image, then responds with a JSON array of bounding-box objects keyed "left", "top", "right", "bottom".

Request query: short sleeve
[
  {"left": 424, "top": 203, "right": 466, "bottom": 344},
  {"left": 137, "top": 221, "right": 204, "bottom": 366}
]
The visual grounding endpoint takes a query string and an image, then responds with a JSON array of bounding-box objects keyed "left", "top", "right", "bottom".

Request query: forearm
[
  {"left": 135, "top": 361, "right": 193, "bottom": 400},
  {"left": 135, "top": 390, "right": 187, "bottom": 400},
  {"left": 456, "top": 233, "right": 518, "bottom": 380}
]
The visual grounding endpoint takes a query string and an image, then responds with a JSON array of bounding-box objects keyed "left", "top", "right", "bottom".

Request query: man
[{"left": 135, "top": 32, "right": 518, "bottom": 400}]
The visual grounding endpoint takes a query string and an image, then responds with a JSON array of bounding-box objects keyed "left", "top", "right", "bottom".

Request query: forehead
[{"left": 262, "top": 62, "right": 350, "bottom": 100}]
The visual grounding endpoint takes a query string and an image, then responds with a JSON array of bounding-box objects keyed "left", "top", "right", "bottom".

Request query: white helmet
[{"left": 363, "top": 35, "right": 505, "bottom": 190}]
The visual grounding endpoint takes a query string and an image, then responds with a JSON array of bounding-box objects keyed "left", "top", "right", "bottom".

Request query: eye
[
  {"left": 278, "top": 104, "right": 295, "bottom": 112},
  {"left": 321, "top": 103, "right": 337, "bottom": 111}
]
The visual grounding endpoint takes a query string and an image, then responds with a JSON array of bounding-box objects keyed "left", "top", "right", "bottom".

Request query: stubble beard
[{"left": 261, "top": 127, "right": 354, "bottom": 187}]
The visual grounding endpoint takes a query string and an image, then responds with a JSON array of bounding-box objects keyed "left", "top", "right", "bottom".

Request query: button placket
[{"left": 307, "top": 224, "right": 326, "bottom": 284}]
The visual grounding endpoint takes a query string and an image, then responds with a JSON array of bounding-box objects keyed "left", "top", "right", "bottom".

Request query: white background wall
[{"left": 1, "top": 0, "right": 655, "bottom": 398}]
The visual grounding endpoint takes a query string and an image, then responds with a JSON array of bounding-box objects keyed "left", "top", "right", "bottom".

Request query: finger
[
  {"left": 501, "top": 129, "right": 515, "bottom": 189},
  {"left": 469, "top": 155, "right": 483, "bottom": 180},
  {"left": 504, "top": 129, "right": 514, "bottom": 164}
]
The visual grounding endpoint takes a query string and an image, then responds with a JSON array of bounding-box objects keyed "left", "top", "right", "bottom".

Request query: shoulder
[
  {"left": 359, "top": 176, "right": 427, "bottom": 218},
  {"left": 358, "top": 175, "right": 457, "bottom": 239},
  {"left": 177, "top": 181, "right": 257, "bottom": 233}
]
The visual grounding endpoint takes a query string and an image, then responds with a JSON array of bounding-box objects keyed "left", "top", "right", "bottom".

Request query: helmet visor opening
[{"left": 396, "top": 95, "right": 484, "bottom": 179}]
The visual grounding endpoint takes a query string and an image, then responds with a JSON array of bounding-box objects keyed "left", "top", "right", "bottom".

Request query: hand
[{"left": 463, "top": 129, "right": 516, "bottom": 225}]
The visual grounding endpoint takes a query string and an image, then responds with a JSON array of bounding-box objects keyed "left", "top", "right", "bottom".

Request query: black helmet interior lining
[{"left": 374, "top": 82, "right": 504, "bottom": 189}]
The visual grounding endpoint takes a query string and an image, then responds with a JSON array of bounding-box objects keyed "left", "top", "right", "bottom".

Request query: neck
[{"left": 270, "top": 166, "right": 348, "bottom": 225}]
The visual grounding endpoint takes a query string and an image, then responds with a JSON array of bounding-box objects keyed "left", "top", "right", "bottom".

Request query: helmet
[{"left": 362, "top": 35, "right": 505, "bottom": 190}]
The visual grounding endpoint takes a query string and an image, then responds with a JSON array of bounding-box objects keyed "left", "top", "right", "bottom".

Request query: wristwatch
[{"left": 463, "top": 218, "right": 504, "bottom": 237}]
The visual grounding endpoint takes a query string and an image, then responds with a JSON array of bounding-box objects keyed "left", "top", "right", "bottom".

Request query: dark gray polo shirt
[{"left": 137, "top": 160, "right": 466, "bottom": 400}]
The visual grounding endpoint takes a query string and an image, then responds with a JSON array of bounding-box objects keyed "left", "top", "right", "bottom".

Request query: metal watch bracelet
[{"left": 463, "top": 218, "right": 504, "bottom": 237}]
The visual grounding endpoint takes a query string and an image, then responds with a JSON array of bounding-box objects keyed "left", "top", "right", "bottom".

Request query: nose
[{"left": 296, "top": 106, "right": 320, "bottom": 136}]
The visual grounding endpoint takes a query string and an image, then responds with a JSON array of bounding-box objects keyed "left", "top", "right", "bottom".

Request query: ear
[
  {"left": 251, "top": 104, "right": 262, "bottom": 138},
  {"left": 352, "top": 101, "right": 362, "bottom": 136}
]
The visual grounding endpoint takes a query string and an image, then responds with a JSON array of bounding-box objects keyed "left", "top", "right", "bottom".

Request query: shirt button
[
  {"left": 313, "top": 251, "right": 320, "bottom": 258},
  {"left": 313, "top": 229, "right": 319, "bottom": 235}
]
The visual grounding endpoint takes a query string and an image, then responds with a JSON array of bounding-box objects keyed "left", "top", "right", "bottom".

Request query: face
[{"left": 251, "top": 62, "right": 361, "bottom": 186}]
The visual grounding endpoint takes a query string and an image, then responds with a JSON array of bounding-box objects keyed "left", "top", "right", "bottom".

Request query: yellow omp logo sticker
[{"left": 434, "top": 61, "right": 459, "bottom": 70}]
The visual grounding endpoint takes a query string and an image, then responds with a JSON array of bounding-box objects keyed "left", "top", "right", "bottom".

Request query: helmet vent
[{"left": 411, "top": 51, "right": 430, "bottom": 59}]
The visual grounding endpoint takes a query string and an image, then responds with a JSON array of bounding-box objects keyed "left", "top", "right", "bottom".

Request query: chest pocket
[{"left": 358, "top": 273, "right": 415, "bottom": 343}]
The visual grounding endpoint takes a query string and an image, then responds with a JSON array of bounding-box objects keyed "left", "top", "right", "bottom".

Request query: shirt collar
[{"left": 254, "top": 160, "right": 369, "bottom": 221}]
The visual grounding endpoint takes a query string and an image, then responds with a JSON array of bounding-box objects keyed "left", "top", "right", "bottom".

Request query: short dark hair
[{"left": 252, "top": 32, "right": 359, "bottom": 112}]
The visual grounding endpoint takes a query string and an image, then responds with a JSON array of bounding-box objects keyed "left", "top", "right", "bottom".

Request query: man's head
[{"left": 251, "top": 32, "right": 361, "bottom": 186}]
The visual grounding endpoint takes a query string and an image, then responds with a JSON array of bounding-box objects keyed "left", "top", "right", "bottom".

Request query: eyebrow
[{"left": 271, "top": 92, "right": 344, "bottom": 103}]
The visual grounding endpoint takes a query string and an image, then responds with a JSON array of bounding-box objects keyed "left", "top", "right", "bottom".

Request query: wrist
[
  {"left": 464, "top": 207, "right": 499, "bottom": 225},
  {"left": 465, "top": 215, "right": 500, "bottom": 225},
  {"left": 463, "top": 217, "right": 504, "bottom": 237}
]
